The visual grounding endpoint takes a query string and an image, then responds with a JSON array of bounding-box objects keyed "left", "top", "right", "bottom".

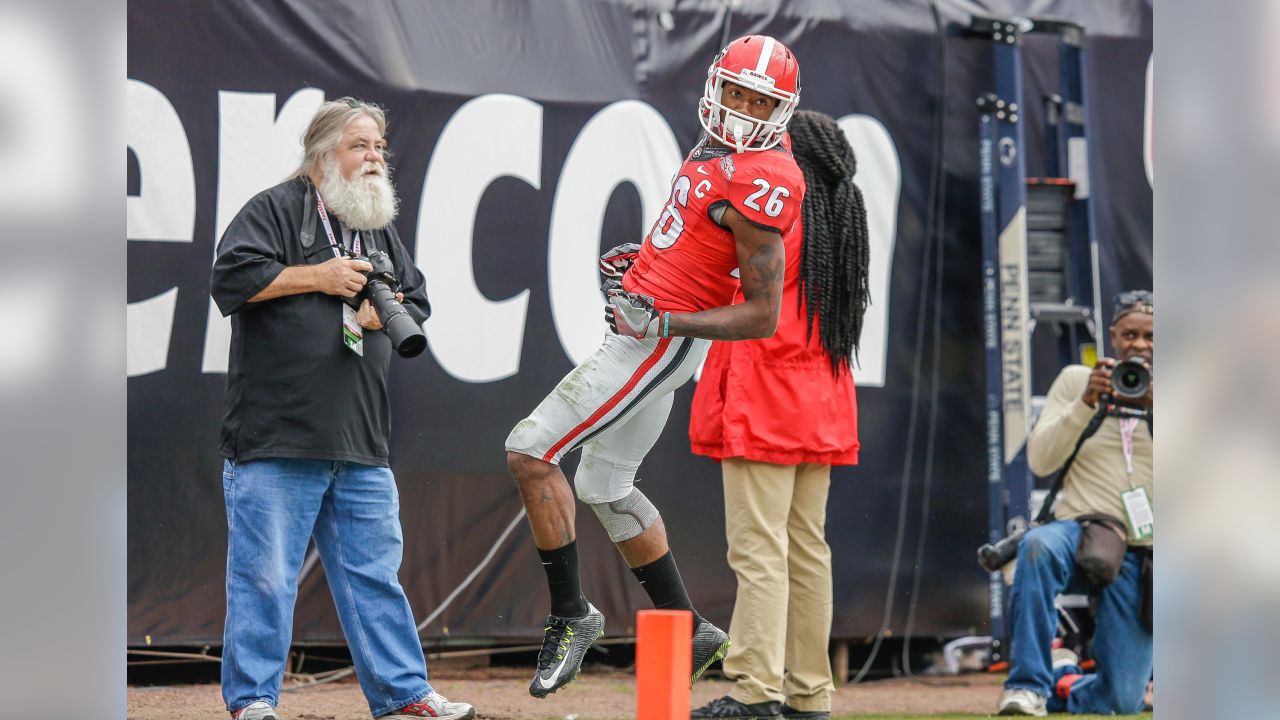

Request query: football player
[{"left": 505, "top": 34, "right": 805, "bottom": 699}]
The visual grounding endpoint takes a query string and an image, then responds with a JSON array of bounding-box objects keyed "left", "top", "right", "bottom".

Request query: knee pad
[{"left": 589, "top": 488, "right": 659, "bottom": 542}]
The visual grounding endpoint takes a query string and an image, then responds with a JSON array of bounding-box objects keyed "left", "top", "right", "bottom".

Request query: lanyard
[
  {"left": 315, "top": 188, "right": 360, "bottom": 258},
  {"left": 1119, "top": 416, "right": 1138, "bottom": 477}
]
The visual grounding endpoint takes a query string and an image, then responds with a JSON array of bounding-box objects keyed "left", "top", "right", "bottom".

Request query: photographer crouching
[
  {"left": 210, "top": 98, "right": 474, "bottom": 720},
  {"left": 996, "top": 291, "right": 1154, "bottom": 717}
]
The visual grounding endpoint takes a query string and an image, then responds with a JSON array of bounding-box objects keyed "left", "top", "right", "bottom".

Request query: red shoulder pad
[{"left": 724, "top": 153, "right": 804, "bottom": 233}]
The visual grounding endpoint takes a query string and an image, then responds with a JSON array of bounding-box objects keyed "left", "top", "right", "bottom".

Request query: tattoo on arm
[
  {"left": 666, "top": 207, "right": 785, "bottom": 340},
  {"left": 676, "top": 243, "right": 781, "bottom": 340},
  {"left": 742, "top": 241, "right": 783, "bottom": 312}
]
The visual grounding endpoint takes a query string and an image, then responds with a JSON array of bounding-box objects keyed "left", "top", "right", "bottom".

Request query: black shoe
[
  {"left": 691, "top": 695, "right": 783, "bottom": 719},
  {"left": 691, "top": 619, "right": 731, "bottom": 682},
  {"left": 528, "top": 602, "right": 605, "bottom": 698},
  {"left": 780, "top": 704, "right": 830, "bottom": 720}
]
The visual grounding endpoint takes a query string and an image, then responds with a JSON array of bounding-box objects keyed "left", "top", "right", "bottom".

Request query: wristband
[{"left": 662, "top": 312, "right": 670, "bottom": 338}]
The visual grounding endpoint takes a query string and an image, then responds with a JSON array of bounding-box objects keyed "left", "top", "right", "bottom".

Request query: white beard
[{"left": 317, "top": 157, "right": 398, "bottom": 231}]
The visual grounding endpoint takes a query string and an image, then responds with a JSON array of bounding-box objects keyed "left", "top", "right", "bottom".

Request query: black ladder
[{"left": 968, "top": 14, "right": 1102, "bottom": 664}]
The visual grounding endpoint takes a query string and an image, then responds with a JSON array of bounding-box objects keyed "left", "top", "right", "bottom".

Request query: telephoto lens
[
  {"left": 367, "top": 281, "right": 426, "bottom": 357},
  {"left": 977, "top": 528, "right": 1025, "bottom": 573},
  {"left": 359, "top": 251, "right": 427, "bottom": 358},
  {"left": 1110, "top": 357, "right": 1151, "bottom": 399}
]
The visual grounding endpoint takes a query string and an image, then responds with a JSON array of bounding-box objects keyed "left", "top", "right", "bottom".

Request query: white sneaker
[
  {"left": 381, "top": 691, "right": 476, "bottom": 719},
  {"left": 997, "top": 688, "right": 1048, "bottom": 716},
  {"left": 231, "top": 701, "right": 281, "bottom": 720},
  {"left": 1052, "top": 647, "right": 1081, "bottom": 671}
]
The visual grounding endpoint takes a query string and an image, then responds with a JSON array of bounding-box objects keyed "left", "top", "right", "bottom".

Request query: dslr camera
[
  {"left": 345, "top": 250, "right": 426, "bottom": 358},
  {"left": 1108, "top": 356, "right": 1151, "bottom": 401}
]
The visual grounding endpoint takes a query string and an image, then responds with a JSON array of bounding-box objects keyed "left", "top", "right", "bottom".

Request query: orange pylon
[{"left": 636, "top": 609, "right": 693, "bottom": 719}]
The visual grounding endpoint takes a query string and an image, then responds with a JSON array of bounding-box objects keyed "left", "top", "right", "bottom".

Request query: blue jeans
[
  {"left": 1005, "top": 520, "right": 1153, "bottom": 715},
  {"left": 221, "top": 459, "right": 432, "bottom": 716}
]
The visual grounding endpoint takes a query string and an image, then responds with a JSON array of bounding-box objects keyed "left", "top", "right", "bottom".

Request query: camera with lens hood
[
  {"left": 345, "top": 250, "right": 426, "bottom": 358},
  {"left": 1108, "top": 356, "right": 1151, "bottom": 401}
]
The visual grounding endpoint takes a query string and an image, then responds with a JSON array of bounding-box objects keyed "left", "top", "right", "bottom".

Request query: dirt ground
[{"left": 128, "top": 667, "right": 1014, "bottom": 719}]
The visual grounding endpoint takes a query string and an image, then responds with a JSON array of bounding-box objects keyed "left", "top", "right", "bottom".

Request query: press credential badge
[
  {"left": 342, "top": 304, "right": 364, "bottom": 356},
  {"left": 1122, "top": 487, "right": 1153, "bottom": 542}
]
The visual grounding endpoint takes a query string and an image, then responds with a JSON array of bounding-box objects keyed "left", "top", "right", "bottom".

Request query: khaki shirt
[{"left": 1027, "top": 365, "right": 1154, "bottom": 546}]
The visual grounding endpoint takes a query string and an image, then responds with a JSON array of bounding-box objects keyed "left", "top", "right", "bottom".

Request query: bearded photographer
[
  {"left": 996, "top": 291, "right": 1154, "bottom": 717},
  {"left": 210, "top": 98, "right": 473, "bottom": 720}
]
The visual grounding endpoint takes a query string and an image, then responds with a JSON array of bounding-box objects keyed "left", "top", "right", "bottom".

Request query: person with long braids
[{"left": 689, "top": 110, "right": 870, "bottom": 720}]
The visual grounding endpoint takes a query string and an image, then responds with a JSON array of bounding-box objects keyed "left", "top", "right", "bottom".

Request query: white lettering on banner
[
  {"left": 837, "top": 115, "right": 901, "bottom": 389},
  {"left": 127, "top": 80, "right": 195, "bottom": 377},
  {"left": 548, "top": 101, "right": 681, "bottom": 364},
  {"left": 123, "top": 85, "right": 906, "bottom": 389},
  {"left": 201, "top": 89, "right": 326, "bottom": 373},
  {"left": 420, "top": 94, "right": 538, "bottom": 382},
  {"left": 127, "top": 288, "right": 178, "bottom": 377}
]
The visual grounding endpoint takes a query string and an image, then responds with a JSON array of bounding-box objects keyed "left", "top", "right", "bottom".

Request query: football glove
[
  {"left": 600, "top": 275, "right": 624, "bottom": 298},
  {"left": 605, "top": 290, "right": 662, "bottom": 340},
  {"left": 599, "top": 242, "right": 642, "bottom": 279}
]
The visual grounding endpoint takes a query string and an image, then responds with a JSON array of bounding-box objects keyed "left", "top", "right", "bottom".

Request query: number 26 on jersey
[{"left": 650, "top": 175, "right": 790, "bottom": 249}]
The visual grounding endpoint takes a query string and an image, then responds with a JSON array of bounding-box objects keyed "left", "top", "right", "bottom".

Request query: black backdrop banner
[{"left": 127, "top": 0, "right": 1152, "bottom": 645}]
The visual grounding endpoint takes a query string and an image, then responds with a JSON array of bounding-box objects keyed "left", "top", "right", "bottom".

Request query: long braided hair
[{"left": 789, "top": 110, "right": 872, "bottom": 375}]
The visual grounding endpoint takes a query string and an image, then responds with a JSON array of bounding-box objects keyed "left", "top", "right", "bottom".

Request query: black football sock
[
  {"left": 538, "top": 541, "right": 589, "bottom": 618},
  {"left": 630, "top": 550, "right": 706, "bottom": 631}
]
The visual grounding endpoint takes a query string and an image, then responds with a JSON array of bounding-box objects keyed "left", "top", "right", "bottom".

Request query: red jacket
[{"left": 688, "top": 218, "right": 860, "bottom": 466}]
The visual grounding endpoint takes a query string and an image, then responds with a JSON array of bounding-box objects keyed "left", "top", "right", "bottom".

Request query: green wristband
[{"left": 662, "top": 312, "right": 670, "bottom": 338}]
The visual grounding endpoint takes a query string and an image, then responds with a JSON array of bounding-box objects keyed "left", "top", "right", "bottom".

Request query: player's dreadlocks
[{"left": 789, "top": 110, "right": 872, "bottom": 375}]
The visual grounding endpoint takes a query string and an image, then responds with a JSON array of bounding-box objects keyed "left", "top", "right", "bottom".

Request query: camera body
[
  {"left": 363, "top": 250, "right": 401, "bottom": 296},
  {"left": 345, "top": 250, "right": 426, "bottom": 358}
]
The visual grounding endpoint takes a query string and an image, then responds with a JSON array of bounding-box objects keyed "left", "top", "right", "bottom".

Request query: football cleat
[
  {"left": 528, "top": 603, "right": 605, "bottom": 698},
  {"left": 691, "top": 619, "right": 732, "bottom": 683}
]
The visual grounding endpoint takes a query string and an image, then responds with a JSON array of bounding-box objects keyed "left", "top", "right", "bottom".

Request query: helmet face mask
[{"left": 698, "top": 35, "right": 801, "bottom": 152}]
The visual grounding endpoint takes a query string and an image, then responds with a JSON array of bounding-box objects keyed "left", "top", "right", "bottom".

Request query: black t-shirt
[{"left": 210, "top": 177, "right": 430, "bottom": 466}]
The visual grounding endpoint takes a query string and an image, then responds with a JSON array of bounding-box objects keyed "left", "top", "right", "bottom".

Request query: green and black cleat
[
  {"left": 691, "top": 619, "right": 731, "bottom": 683},
  {"left": 528, "top": 603, "right": 605, "bottom": 698}
]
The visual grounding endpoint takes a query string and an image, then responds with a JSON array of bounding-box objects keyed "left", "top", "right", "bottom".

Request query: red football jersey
[{"left": 623, "top": 137, "right": 806, "bottom": 313}]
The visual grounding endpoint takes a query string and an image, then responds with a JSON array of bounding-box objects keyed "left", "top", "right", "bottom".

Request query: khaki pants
[{"left": 722, "top": 458, "right": 834, "bottom": 710}]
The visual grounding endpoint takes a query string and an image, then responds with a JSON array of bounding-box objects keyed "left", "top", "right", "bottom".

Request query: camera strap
[
  {"left": 314, "top": 187, "right": 368, "bottom": 357},
  {"left": 300, "top": 183, "right": 316, "bottom": 248},
  {"left": 315, "top": 188, "right": 361, "bottom": 258},
  {"left": 1119, "top": 417, "right": 1139, "bottom": 476},
  {"left": 1035, "top": 407, "right": 1109, "bottom": 524}
]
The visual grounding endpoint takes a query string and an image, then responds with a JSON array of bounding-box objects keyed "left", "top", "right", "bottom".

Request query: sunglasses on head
[
  {"left": 1112, "top": 290, "right": 1153, "bottom": 322},
  {"left": 1114, "top": 290, "right": 1153, "bottom": 307}
]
